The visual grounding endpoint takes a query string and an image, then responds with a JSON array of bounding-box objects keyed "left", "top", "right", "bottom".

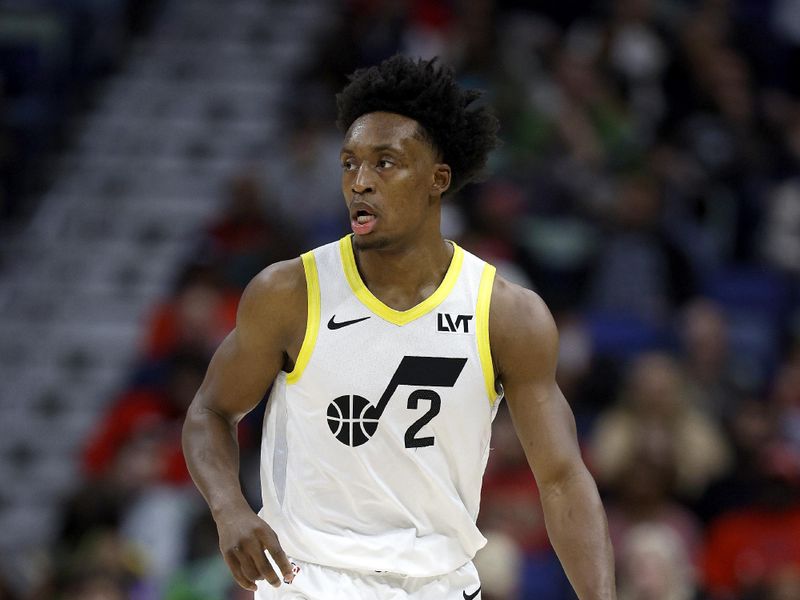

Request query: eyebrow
[{"left": 340, "top": 143, "right": 404, "bottom": 155}]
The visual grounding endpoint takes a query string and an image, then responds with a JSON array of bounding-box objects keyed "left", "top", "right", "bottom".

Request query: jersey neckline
[{"left": 338, "top": 235, "right": 465, "bottom": 326}]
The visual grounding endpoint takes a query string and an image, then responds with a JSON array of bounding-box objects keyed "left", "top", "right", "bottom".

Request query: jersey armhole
[
  {"left": 286, "top": 251, "right": 320, "bottom": 384},
  {"left": 476, "top": 263, "right": 499, "bottom": 406}
]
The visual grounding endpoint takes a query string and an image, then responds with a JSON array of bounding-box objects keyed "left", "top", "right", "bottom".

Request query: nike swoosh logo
[
  {"left": 327, "top": 315, "right": 371, "bottom": 330},
  {"left": 463, "top": 587, "right": 481, "bottom": 600}
]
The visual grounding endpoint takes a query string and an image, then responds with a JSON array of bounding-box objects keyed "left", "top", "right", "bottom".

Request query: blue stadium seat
[
  {"left": 520, "top": 550, "right": 577, "bottom": 600},
  {"left": 703, "top": 267, "right": 791, "bottom": 384},
  {"left": 585, "top": 311, "right": 674, "bottom": 362}
]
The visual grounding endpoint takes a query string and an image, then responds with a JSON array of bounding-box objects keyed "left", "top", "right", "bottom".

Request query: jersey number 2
[
  {"left": 374, "top": 356, "right": 464, "bottom": 449},
  {"left": 405, "top": 390, "right": 441, "bottom": 448}
]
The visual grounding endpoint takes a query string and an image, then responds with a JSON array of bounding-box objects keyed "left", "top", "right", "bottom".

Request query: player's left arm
[{"left": 490, "top": 276, "right": 616, "bottom": 600}]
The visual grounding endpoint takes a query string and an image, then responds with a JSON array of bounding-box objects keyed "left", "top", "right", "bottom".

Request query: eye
[
  {"left": 341, "top": 158, "right": 357, "bottom": 171},
  {"left": 377, "top": 158, "right": 394, "bottom": 169}
]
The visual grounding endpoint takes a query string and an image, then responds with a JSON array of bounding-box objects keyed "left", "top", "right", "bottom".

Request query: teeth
[{"left": 357, "top": 215, "right": 374, "bottom": 224}]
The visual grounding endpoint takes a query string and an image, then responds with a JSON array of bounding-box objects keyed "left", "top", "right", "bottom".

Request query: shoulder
[
  {"left": 236, "top": 257, "right": 307, "bottom": 343},
  {"left": 488, "top": 274, "right": 559, "bottom": 380},
  {"left": 489, "top": 274, "right": 558, "bottom": 348},
  {"left": 241, "top": 257, "right": 306, "bottom": 307}
]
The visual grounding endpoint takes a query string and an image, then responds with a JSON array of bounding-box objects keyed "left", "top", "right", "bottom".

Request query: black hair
[{"left": 336, "top": 55, "right": 499, "bottom": 194}]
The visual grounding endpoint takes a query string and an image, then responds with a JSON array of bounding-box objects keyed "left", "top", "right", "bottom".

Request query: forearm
[
  {"left": 540, "top": 467, "right": 616, "bottom": 600},
  {"left": 182, "top": 403, "right": 251, "bottom": 519}
]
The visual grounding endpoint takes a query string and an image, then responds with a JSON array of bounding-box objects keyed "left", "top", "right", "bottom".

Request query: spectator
[
  {"left": 702, "top": 443, "right": 800, "bottom": 599},
  {"left": 772, "top": 351, "right": 800, "bottom": 454},
  {"left": 83, "top": 351, "right": 209, "bottom": 484},
  {"left": 680, "top": 298, "right": 738, "bottom": 419},
  {"left": 762, "top": 176, "right": 800, "bottom": 275},
  {"left": 591, "top": 352, "right": 730, "bottom": 499},
  {"left": 605, "top": 453, "right": 702, "bottom": 569},
  {"left": 203, "top": 170, "right": 303, "bottom": 289},
  {"left": 617, "top": 522, "right": 700, "bottom": 600},
  {"left": 473, "top": 530, "right": 523, "bottom": 600},
  {"left": 696, "top": 398, "right": 779, "bottom": 523},
  {"left": 589, "top": 174, "right": 695, "bottom": 322},
  {"left": 0, "top": 572, "right": 16, "bottom": 600},
  {"left": 60, "top": 571, "right": 129, "bottom": 600},
  {"left": 142, "top": 264, "right": 238, "bottom": 361}
]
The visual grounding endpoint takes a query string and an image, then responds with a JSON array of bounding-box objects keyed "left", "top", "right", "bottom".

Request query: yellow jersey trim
[
  {"left": 338, "top": 235, "right": 465, "bottom": 326},
  {"left": 476, "top": 263, "right": 498, "bottom": 405},
  {"left": 286, "top": 251, "right": 320, "bottom": 384}
]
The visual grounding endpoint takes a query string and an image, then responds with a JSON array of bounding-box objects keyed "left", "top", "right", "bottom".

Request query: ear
[{"left": 431, "top": 164, "right": 451, "bottom": 197}]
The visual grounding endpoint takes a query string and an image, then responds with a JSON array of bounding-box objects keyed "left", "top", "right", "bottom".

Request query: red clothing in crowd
[
  {"left": 207, "top": 216, "right": 274, "bottom": 255},
  {"left": 82, "top": 388, "right": 190, "bottom": 484},
  {"left": 702, "top": 504, "right": 800, "bottom": 596},
  {"left": 480, "top": 465, "right": 550, "bottom": 553},
  {"left": 143, "top": 291, "right": 238, "bottom": 360}
]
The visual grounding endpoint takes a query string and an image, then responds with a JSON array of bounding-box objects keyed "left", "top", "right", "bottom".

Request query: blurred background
[{"left": 0, "top": 0, "right": 799, "bottom": 598}]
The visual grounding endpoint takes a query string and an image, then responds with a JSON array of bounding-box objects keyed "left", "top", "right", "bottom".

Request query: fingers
[
  {"left": 218, "top": 520, "right": 296, "bottom": 590},
  {"left": 230, "top": 542, "right": 281, "bottom": 589},
  {"left": 256, "top": 528, "right": 296, "bottom": 584},
  {"left": 223, "top": 550, "right": 258, "bottom": 592},
  {"left": 249, "top": 543, "right": 282, "bottom": 587}
]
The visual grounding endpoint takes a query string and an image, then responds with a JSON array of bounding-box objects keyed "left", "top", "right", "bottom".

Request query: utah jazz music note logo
[{"left": 326, "top": 356, "right": 467, "bottom": 448}]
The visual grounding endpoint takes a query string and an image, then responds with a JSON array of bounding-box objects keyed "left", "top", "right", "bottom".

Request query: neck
[{"left": 352, "top": 232, "right": 453, "bottom": 311}]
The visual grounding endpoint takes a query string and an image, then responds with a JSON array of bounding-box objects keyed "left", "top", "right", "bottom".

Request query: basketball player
[{"left": 183, "top": 56, "right": 616, "bottom": 599}]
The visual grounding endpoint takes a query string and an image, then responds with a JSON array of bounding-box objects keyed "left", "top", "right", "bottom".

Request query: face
[{"left": 340, "top": 111, "right": 450, "bottom": 250}]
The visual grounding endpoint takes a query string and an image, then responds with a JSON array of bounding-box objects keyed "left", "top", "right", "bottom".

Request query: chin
[{"left": 352, "top": 234, "right": 391, "bottom": 251}]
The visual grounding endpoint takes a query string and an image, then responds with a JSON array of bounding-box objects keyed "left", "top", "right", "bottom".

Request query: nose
[{"left": 351, "top": 163, "right": 374, "bottom": 195}]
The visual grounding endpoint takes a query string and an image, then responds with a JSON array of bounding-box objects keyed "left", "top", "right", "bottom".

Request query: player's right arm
[{"left": 182, "top": 258, "right": 306, "bottom": 592}]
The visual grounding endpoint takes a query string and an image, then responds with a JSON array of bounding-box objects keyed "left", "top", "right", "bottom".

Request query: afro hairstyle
[{"left": 336, "top": 55, "right": 499, "bottom": 195}]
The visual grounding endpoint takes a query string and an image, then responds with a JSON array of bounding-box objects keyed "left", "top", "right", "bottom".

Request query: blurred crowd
[
  {"left": 0, "top": 0, "right": 161, "bottom": 223},
  {"left": 3, "top": 0, "right": 800, "bottom": 599}
]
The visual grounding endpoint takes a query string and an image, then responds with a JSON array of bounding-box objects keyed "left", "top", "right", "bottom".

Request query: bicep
[
  {"left": 491, "top": 279, "right": 585, "bottom": 490},
  {"left": 190, "top": 259, "right": 305, "bottom": 424},
  {"left": 193, "top": 326, "right": 285, "bottom": 423}
]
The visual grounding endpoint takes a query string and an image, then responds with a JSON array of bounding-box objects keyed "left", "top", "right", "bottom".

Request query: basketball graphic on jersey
[
  {"left": 326, "top": 355, "right": 467, "bottom": 447},
  {"left": 327, "top": 394, "right": 379, "bottom": 447}
]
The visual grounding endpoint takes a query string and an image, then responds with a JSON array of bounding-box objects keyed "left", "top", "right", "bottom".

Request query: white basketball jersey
[{"left": 259, "top": 235, "right": 503, "bottom": 577}]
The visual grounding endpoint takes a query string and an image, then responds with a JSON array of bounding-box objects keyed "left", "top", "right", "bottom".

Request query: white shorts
[{"left": 254, "top": 558, "right": 482, "bottom": 600}]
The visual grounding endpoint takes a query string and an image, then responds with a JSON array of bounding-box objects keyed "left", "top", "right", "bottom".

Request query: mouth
[{"left": 350, "top": 204, "right": 378, "bottom": 235}]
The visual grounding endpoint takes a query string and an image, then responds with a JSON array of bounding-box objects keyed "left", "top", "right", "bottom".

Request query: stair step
[
  {"left": 46, "top": 166, "right": 224, "bottom": 200},
  {"left": 95, "top": 82, "right": 284, "bottom": 121},
  {"left": 0, "top": 502, "right": 59, "bottom": 552},
  {"left": 51, "top": 153, "right": 244, "bottom": 173},
  {"left": 0, "top": 364, "right": 120, "bottom": 407}
]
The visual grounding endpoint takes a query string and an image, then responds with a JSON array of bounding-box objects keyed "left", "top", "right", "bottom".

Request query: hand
[{"left": 215, "top": 506, "right": 295, "bottom": 591}]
